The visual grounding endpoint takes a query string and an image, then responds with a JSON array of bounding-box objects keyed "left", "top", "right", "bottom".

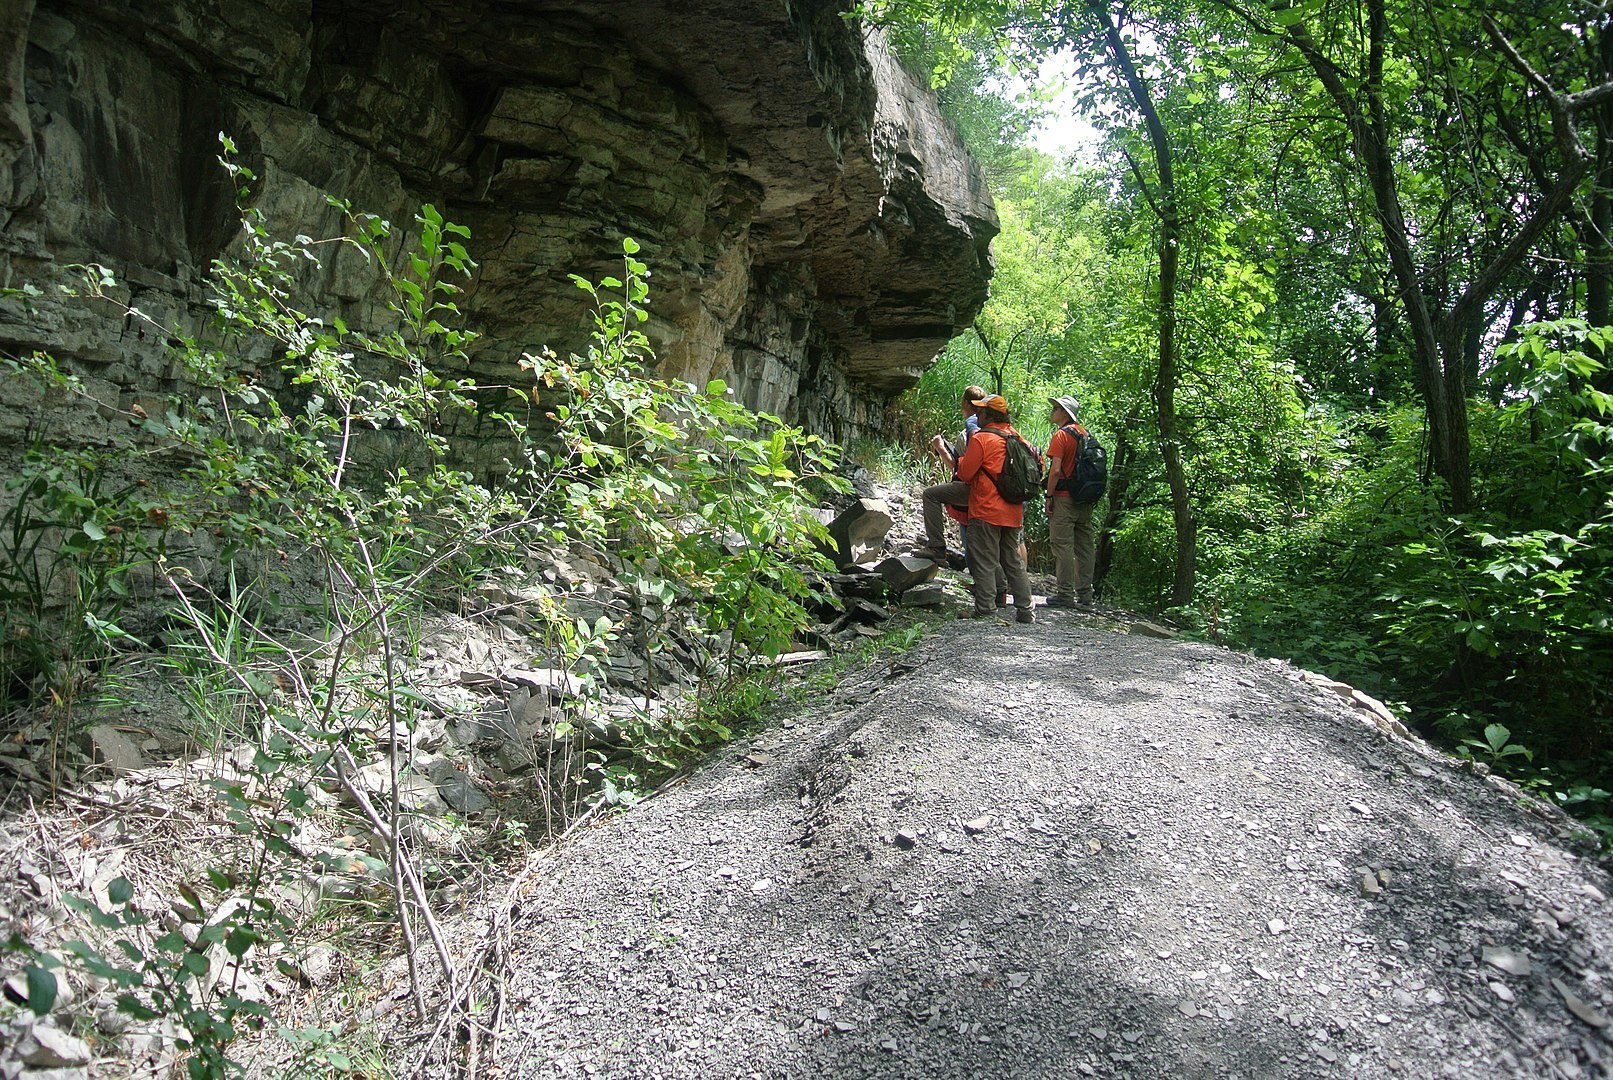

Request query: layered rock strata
[{"left": 0, "top": 0, "right": 995, "bottom": 457}]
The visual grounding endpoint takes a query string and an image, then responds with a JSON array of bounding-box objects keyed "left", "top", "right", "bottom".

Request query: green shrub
[{"left": 1, "top": 140, "right": 848, "bottom": 1074}]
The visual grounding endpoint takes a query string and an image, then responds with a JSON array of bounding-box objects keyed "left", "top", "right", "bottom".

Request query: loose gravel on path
[{"left": 495, "top": 611, "right": 1613, "bottom": 1078}]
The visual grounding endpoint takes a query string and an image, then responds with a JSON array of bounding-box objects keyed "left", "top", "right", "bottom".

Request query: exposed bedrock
[{"left": 0, "top": 0, "right": 996, "bottom": 454}]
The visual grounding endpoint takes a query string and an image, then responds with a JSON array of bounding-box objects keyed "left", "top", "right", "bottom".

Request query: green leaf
[
  {"left": 225, "top": 926, "right": 260, "bottom": 958},
  {"left": 177, "top": 882, "right": 205, "bottom": 915},
  {"left": 24, "top": 966, "right": 57, "bottom": 1017},
  {"left": 622, "top": 237, "right": 641, "bottom": 254},
  {"left": 81, "top": 520, "right": 106, "bottom": 541},
  {"left": 117, "top": 993, "right": 160, "bottom": 1021}
]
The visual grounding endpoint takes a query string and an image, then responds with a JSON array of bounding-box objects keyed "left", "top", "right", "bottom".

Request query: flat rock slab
[
  {"left": 425, "top": 757, "right": 493, "bottom": 815},
  {"left": 898, "top": 582, "right": 947, "bottom": 607},
  {"left": 829, "top": 569, "right": 890, "bottom": 601},
  {"left": 15, "top": 1022, "right": 92, "bottom": 1068},
  {"left": 483, "top": 623, "right": 1613, "bottom": 1079},
  {"left": 82, "top": 724, "right": 145, "bottom": 774},
  {"left": 874, "top": 555, "right": 940, "bottom": 593}
]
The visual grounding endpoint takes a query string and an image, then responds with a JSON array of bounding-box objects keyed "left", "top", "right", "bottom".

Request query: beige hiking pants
[
  {"left": 966, "top": 522, "right": 1031, "bottom": 616},
  {"left": 1049, "top": 495, "right": 1096, "bottom": 600}
]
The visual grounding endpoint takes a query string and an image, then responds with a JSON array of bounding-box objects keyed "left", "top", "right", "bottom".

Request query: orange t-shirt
[
  {"left": 957, "top": 423, "right": 1026, "bottom": 528},
  {"left": 1047, "top": 423, "right": 1087, "bottom": 496}
]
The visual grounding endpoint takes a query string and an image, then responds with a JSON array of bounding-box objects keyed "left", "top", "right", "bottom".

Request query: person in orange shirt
[
  {"left": 1044, "top": 395, "right": 1097, "bottom": 609},
  {"left": 955, "top": 393, "right": 1034, "bottom": 623}
]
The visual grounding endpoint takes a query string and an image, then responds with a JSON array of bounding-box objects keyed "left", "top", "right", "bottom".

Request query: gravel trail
[{"left": 496, "top": 612, "right": 1613, "bottom": 1078}]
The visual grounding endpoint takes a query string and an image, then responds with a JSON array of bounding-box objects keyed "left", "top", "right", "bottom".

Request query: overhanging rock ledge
[{"left": 0, "top": 0, "right": 996, "bottom": 456}]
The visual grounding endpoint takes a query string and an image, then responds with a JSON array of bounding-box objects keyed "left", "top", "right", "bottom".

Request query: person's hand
[{"left": 929, "top": 433, "right": 947, "bottom": 455}]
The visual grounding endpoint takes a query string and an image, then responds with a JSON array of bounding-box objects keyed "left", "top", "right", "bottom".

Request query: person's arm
[
  {"left": 957, "top": 429, "right": 986, "bottom": 483},
  {"left": 1045, "top": 430, "right": 1068, "bottom": 502},
  {"left": 944, "top": 425, "right": 972, "bottom": 474}
]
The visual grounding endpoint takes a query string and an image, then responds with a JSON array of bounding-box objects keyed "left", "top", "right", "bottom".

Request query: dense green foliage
[
  {"left": 880, "top": 0, "right": 1613, "bottom": 831},
  {"left": 1, "top": 147, "right": 843, "bottom": 1072},
  {"left": 1, "top": 154, "right": 841, "bottom": 762}
]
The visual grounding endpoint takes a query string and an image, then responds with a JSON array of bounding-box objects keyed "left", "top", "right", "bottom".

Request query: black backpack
[
  {"left": 1057, "top": 424, "right": 1108, "bottom": 505},
  {"left": 975, "top": 427, "right": 1045, "bottom": 504}
]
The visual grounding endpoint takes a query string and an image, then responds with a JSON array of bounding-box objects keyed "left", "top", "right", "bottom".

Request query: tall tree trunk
[
  {"left": 1591, "top": 26, "right": 1613, "bottom": 393},
  {"left": 1285, "top": 2, "right": 1472, "bottom": 510},
  {"left": 1093, "top": 424, "right": 1136, "bottom": 591},
  {"left": 1355, "top": 0, "right": 1473, "bottom": 512},
  {"left": 1590, "top": 112, "right": 1611, "bottom": 330},
  {"left": 1462, "top": 310, "right": 1485, "bottom": 397},
  {"left": 1157, "top": 229, "right": 1194, "bottom": 606},
  {"left": 1591, "top": 26, "right": 1613, "bottom": 327},
  {"left": 1089, "top": 2, "right": 1195, "bottom": 605},
  {"left": 1276, "top": 4, "right": 1610, "bottom": 513},
  {"left": 1367, "top": 275, "right": 1400, "bottom": 403}
]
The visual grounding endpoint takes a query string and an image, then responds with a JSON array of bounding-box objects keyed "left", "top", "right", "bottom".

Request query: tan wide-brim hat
[{"left": 1049, "top": 395, "right": 1079, "bottom": 421}]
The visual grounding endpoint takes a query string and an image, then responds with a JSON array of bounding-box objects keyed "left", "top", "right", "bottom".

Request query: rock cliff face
[{"left": 0, "top": 0, "right": 996, "bottom": 453}]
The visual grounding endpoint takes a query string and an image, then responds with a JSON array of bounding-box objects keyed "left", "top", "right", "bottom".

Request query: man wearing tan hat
[
  {"left": 1045, "top": 395, "right": 1097, "bottom": 608},
  {"left": 954, "top": 392, "right": 1035, "bottom": 623}
]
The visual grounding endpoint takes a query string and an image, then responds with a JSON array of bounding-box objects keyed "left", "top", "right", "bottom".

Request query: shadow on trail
[{"left": 618, "top": 632, "right": 1304, "bottom": 1077}]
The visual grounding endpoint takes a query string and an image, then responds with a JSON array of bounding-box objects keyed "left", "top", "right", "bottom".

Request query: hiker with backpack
[
  {"left": 1044, "top": 395, "right": 1106, "bottom": 609},
  {"left": 954, "top": 393, "right": 1040, "bottom": 624},
  {"left": 916, "top": 384, "right": 987, "bottom": 563}
]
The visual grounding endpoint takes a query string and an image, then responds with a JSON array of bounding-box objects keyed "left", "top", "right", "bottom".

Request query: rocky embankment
[{"left": 0, "top": 473, "right": 958, "bottom": 1077}]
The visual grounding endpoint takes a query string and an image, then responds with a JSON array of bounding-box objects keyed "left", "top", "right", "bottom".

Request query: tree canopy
[{"left": 879, "top": 0, "right": 1613, "bottom": 830}]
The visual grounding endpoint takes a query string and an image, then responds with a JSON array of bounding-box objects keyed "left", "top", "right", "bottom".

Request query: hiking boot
[
  {"left": 1016, "top": 608, "right": 1035, "bottom": 625},
  {"left": 915, "top": 544, "right": 948, "bottom": 564},
  {"left": 1077, "top": 591, "right": 1096, "bottom": 609},
  {"left": 1045, "top": 595, "right": 1078, "bottom": 609}
]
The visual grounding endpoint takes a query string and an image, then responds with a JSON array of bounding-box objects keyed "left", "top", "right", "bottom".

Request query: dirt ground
[{"left": 483, "top": 607, "right": 1613, "bottom": 1078}]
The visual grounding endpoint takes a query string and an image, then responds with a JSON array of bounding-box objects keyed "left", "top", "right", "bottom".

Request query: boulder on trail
[{"left": 823, "top": 499, "right": 894, "bottom": 568}]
